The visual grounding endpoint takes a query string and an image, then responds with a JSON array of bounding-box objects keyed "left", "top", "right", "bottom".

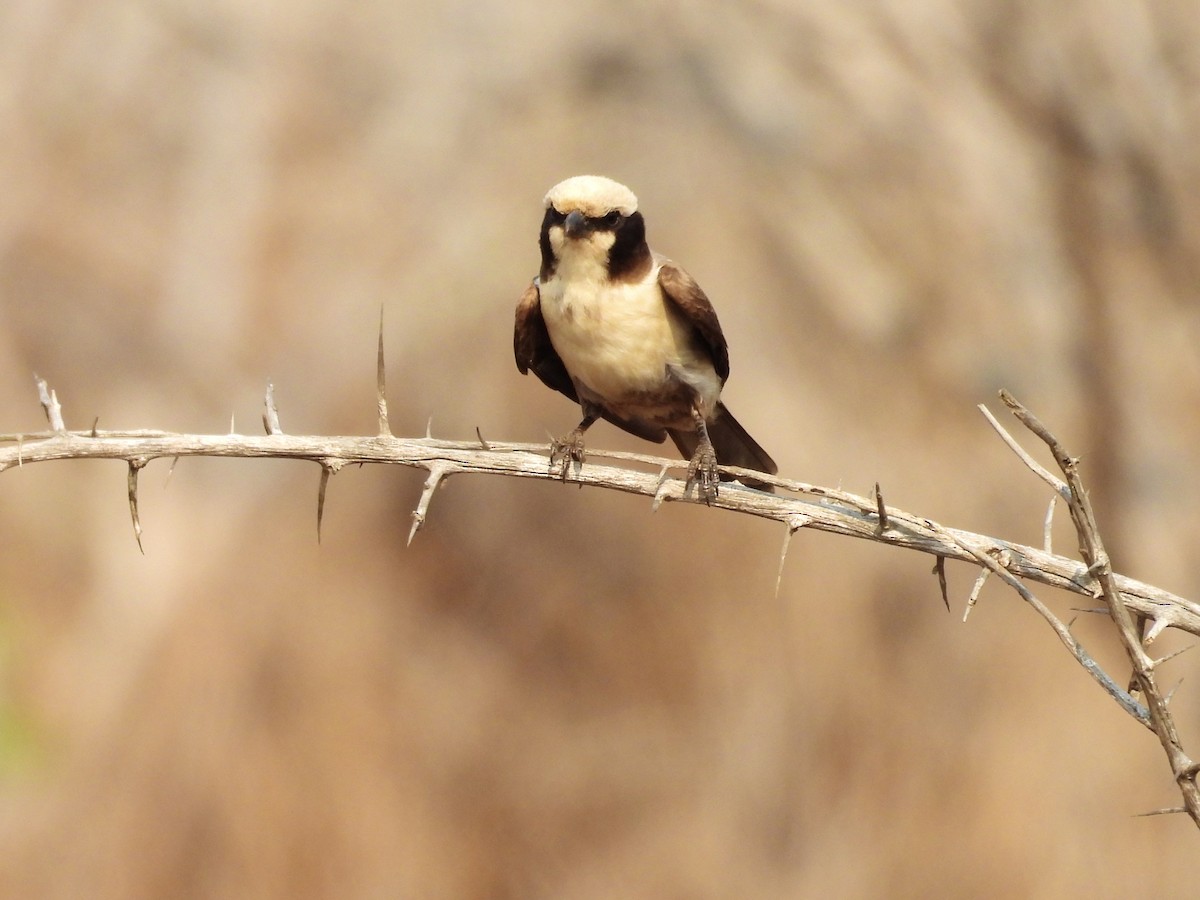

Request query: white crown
[{"left": 544, "top": 175, "right": 638, "bottom": 218}]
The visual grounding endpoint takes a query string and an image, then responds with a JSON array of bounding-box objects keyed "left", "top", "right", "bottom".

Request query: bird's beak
[{"left": 564, "top": 210, "right": 587, "bottom": 239}]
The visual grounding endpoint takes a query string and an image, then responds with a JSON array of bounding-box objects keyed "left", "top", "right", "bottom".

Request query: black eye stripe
[{"left": 546, "top": 208, "right": 623, "bottom": 229}]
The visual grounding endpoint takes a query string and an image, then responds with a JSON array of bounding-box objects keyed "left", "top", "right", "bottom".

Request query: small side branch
[
  {"left": 979, "top": 402, "right": 1068, "bottom": 500},
  {"left": 408, "top": 462, "right": 452, "bottom": 546}
]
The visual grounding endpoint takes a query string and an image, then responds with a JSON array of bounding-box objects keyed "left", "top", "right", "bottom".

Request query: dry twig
[{"left": 993, "top": 391, "right": 1200, "bottom": 827}]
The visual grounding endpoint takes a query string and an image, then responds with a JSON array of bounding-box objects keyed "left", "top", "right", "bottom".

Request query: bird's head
[{"left": 539, "top": 175, "right": 649, "bottom": 282}]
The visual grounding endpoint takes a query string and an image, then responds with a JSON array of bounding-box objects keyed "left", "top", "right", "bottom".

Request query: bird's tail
[{"left": 668, "top": 402, "right": 778, "bottom": 492}]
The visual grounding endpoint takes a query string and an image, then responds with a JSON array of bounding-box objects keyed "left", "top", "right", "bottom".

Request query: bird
[{"left": 513, "top": 175, "right": 777, "bottom": 501}]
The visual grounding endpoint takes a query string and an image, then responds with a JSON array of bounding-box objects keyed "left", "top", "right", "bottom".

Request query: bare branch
[
  {"left": 1000, "top": 390, "right": 1200, "bottom": 828},
  {"left": 3, "top": 428, "right": 1198, "bottom": 639},
  {"left": 4, "top": 376, "right": 1200, "bottom": 828},
  {"left": 927, "top": 517, "right": 1149, "bottom": 726},
  {"left": 979, "top": 402, "right": 1068, "bottom": 499}
]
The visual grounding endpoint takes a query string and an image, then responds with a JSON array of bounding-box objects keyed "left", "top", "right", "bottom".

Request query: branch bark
[
  {"left": 3, "top": 382, "right": 1198, "bottom": 825},
  {"left": 3, "top": 428, "right": 1199, "bottom": 639}
]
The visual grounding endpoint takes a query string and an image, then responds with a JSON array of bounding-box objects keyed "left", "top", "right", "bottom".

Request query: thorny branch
[
  {"left": 993, "top": 391, "right": 1200, "bottom": 827},
  {"left": 3, "top": 376, "right": 1199, "bottom": 826}
]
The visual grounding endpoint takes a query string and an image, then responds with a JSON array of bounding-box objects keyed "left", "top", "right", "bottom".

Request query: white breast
[{"left": 539, "top": 259, "right": 719, "bottom": 410}]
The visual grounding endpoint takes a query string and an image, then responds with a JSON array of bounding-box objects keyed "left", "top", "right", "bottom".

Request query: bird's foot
[
  {"left": 686, "top": 439, "right": 720, "bottom": 504},
  {"left": 549, "top": 428, "right": 587, "bottom": 481}
]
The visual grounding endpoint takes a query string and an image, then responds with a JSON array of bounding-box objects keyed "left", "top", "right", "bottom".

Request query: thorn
[
  {"left": 873, "top": 482, "right": 888, "bottom": 535},
  {"left": 35, "top": 375, "right": 66, "bottom": 433},
  {"left": 475, "top": 426, "right": 491, "bottom": 450},
  {"left": 262, "top": 383, "right": 281, "bottom": 435},
  {"left": 17, "top": 434, "right": 23, "bottom": 467},
  {"left": 229, "top": 411, "right": 236, "bottom": 435},
  {"left": 1043, "top": 495, "right": 1056, "bottom": 553},
  {"left": 651, "top": 465, "right": 673, "bottom": 512},
  {"left": 377, "top": 307, "right": 392, "bottom": 437},
  {"left": 1132, "top": 806, "right": 1187, "bottom": 818},
  {"left": 774, "top": 515, "right": 812, "bottom": 600},
  {"left": 933, "top": 556, "right": 949, "bottom": 612},
  {"left": 90, "top": 416, "right": 100, "bottom": 437},
  {"left": 962, "top": 568, "right": 990, "bottom": 622},
  {"left": 408, "top": 463, "right": 450, "bottom": 546},
  {"left": 127, "top": 457, "right": 148, "bottom": 555},
  {"left": 1164, "top": 678, "right": 1184, "bottom": 705},
  {"left": 1149, "top": 643, "right": 1195, "bottom": 671},
  {"left": 775, "top": 527, "right": 795, "bottom": 601},
  {"left": 425, "top": 417, "right": 433, "bottom": 440},
  {"left": 960, "top": 566, "right": 988, "bottom": 624},
  {"left": 1144, "top": 617, "right": 1170, "bottom": 645},
  {"left": 315, "top": 459, "right": 346, "bottom": 543},
  {"left": 164, "top": 456, "right": 179, "bottom": 487},
  {"left": 317, "top": 464, "right": 331, "bottom": 543}
]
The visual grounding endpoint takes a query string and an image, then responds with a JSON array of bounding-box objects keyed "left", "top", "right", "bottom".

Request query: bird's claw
[
  {"left": 686, "top": 441, "right": 720, "bottom": 504},
  {"left": 549, "top": 429, "right": 587, "bottom": 481}
]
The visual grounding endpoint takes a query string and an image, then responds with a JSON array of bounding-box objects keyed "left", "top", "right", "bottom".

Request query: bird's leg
[
  {"left": 550, "top": 405, "right": 599, "bottom": 481},
  {"left": 685, "top": 407, "right": 720, "bottom": 504}
]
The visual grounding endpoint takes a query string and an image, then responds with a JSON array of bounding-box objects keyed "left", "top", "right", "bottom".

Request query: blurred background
[{"left": 2, "top": 0, "right": 1199, "bottom": 896}]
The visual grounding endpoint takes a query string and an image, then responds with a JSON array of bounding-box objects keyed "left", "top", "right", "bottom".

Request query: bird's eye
[
  {"left": 547, "top": 208, "right": 566, "bottom": 224},
  {"left": 600, "top": 210, "right": 622, "bottom": 228}
]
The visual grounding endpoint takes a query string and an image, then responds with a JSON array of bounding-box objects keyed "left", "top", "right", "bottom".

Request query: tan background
[{"left": 2, "top": 1, "right": 1199, "bottom": 896}]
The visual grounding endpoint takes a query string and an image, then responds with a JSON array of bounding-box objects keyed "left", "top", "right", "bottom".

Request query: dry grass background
[{"left": 1, "top": 0, "right": 1199, "bottom": 896}]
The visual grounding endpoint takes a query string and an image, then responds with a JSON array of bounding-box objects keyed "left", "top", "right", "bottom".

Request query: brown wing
[
  {"left": 656, "top": 259, "right": 730, "bottom": 382},
  {"left": 513, "top": 280, "right": 578, "bottom": 403}
]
